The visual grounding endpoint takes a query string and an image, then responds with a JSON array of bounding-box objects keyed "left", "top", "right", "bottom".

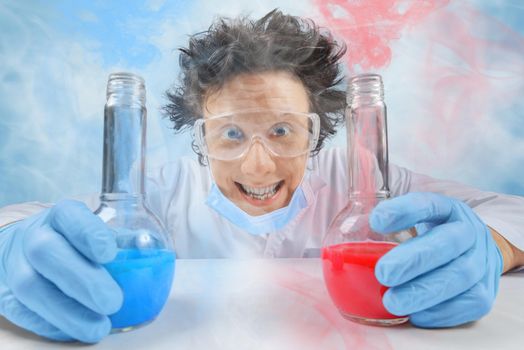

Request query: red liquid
[{"left": 322, "top": 241, "right": 399, "bottom": 320}]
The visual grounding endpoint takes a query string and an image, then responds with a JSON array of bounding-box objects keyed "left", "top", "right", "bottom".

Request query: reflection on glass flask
[
  {"left": 322, "top": 74, "right": 411, "bottom": 326},
  {"left": 94, "top": 72, "right": 175, "bottom": 332}
]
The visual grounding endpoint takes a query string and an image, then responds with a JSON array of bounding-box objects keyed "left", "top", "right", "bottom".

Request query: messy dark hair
[{"left": 163, "top": 9, "right": 347, "bottom": 165}]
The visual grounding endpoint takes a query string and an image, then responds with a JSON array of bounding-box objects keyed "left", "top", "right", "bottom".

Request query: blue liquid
[{"left": 104, "top": 249, "right": 176, "bottom": 329}]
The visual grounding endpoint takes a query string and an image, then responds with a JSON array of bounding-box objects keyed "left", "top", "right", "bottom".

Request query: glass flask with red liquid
[{"left": 322, "top": 74, "right": 412, "bottom": 326}]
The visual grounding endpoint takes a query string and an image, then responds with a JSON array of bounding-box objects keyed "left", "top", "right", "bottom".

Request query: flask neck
[
  {"left": 346, "top": 74, "right": 390, "bottom": 199},
  {"left": 101, "top": 72, "right": 147, "bottom": 201}
]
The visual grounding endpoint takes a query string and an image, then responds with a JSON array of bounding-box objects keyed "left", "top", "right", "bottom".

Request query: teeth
[{"left": 240, "top": 182, "right": 280, "bottom": 200}]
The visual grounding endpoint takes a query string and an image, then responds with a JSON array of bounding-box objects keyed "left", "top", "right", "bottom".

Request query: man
[{"left": 1, "top": 9, "right": 523, "bottom": 343}]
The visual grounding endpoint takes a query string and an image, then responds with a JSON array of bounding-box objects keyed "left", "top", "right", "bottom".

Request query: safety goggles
[{"left": 193, "top": 109, "right": 320, "bottom": 161}]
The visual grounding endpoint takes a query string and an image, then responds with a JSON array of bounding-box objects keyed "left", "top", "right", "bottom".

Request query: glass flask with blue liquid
[{"left": 94, "top": 72, "right": 175, "bottom": 332}]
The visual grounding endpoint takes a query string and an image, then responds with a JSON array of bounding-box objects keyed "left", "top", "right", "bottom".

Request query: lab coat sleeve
[
  {"left": 389, "top": 163, "right": 524, "bottom": 260},
  {"left": 0, "top": 201, "right": 52, "bottom": 229},
  {"left": 0, "top": 193, "right": 103, "bottom": 229}
]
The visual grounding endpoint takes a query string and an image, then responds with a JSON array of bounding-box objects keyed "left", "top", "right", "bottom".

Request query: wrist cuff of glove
[{"left": 0, "top": 221, "right": 22, "bottom": 234}]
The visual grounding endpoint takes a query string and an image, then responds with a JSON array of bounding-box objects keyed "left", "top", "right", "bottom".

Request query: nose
[{"left": 240, "top": 139, "right": 277, "bottom": 177}]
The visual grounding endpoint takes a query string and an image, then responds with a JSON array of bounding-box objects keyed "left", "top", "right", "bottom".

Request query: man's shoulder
[
  {"left": 148, "top": 156, "right": 203, "bottom": 178},
  {"left": 313, "top": 147, "right": 346, "bottom": 174},
  {"left": 146, "top": 156, "right": 211, "bottom": 189},
  {"left": 312, "top": 147, "right": 416, "bottom": 195}
]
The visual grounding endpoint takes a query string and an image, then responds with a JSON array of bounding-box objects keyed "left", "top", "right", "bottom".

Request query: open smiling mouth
[{"left": 235, "top": 180, "right": 284, "bottom": 201}]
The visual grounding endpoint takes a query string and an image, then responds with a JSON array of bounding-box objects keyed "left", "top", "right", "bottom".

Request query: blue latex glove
[
  {"left": 0, "top": 200, "right": 123, "bottom": 343},
  {"left": 369, "top": 192, "right": 503, "bottom": 327}
]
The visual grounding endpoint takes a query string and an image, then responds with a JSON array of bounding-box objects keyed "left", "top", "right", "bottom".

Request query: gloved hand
[
  {"left": 0, "top": 200, "right": 123, "bottom": 343},
  {"left": 369, "top": 192, "right": 503, "bottom": 327}
]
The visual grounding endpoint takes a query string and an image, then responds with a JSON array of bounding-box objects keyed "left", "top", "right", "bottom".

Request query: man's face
[{"left": 203, "top": 71, "right": 311, "bottom": 216}]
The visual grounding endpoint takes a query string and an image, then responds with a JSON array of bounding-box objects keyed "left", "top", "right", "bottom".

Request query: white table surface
[{"left": 1, "top": 259, "right": 523, "bottom": 350}]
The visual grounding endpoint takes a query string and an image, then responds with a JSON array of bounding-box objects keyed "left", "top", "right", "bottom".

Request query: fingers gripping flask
[
  {"left": 95, "top": 72, "right": 175, "bottom": 331},
  {"left": 322, "top": 74, "right": 410, "bottom": 326}
]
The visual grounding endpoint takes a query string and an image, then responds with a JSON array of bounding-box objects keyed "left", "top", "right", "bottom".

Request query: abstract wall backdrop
[{"left": 1, "top": 0, "right": 523, "bottom": 207}]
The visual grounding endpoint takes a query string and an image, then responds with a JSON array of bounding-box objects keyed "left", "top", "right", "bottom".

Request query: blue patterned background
[{"left": 1, "top": 0, "right": 523, "bottom": 206}]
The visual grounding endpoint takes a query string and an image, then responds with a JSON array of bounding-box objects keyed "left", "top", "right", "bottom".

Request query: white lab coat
[{"left": 1, "top": 147, "right": 524, "bottom": 260}]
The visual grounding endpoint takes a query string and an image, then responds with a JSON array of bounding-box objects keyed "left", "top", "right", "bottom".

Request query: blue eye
[
  {"left": 222, "top": 126, "right": 244, "bottom": 141},
  {"left": 271, "top": 123, "right": 291, "bottom": 137}
]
